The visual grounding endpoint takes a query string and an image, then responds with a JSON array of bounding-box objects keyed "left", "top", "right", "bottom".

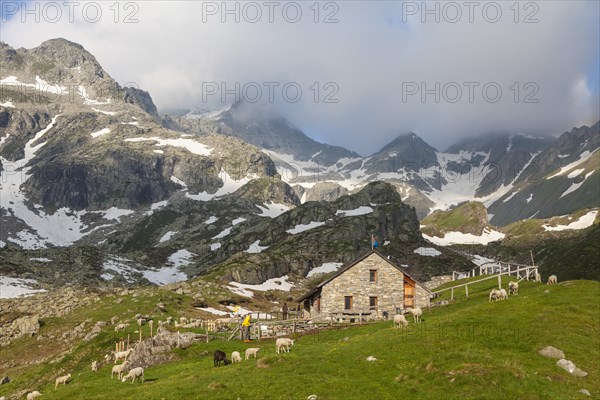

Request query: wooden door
[{"left": 404, "top": 276, "right": 415, "bottom": 308}]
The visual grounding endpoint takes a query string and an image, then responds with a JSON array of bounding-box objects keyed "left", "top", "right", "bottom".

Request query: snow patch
[
  {"left": 228, "top": 275, "right": 294, "bottom": 297},
  {"left": 210, "top": 243, "right": 221, "bottom": 251},
  {"left": 335, "top": 206, "right": 373, "bottom": 217},
  {"left": 543, "top": 210, "right": 597, "bottom": 231},
  {"left": 204, "top": 216, "right": 218, "bottom": 225},
  {"left": 286, "top": 221, "right": 325, "bottom": 235},
  {"left": 414, "top": 247, "right": 441, "bottom": 257},
  {"left": 306, "top": 262, "right": 343, "bottom": 277},
  {"left": 168, "top": 249, "right": 196, "bottom": 267},
  {"left": 125, "top": 137, "right": 213, "bottom": 156},
  {"left": 256, "top": 202, "right": 290, "bottom": 218},
  {"left": 143, "top": 266, "right": 187, "bottom": 285},
  {"left": 90, "top": 128, "right": 110, "bottom": 139},
  {"left": 198, "top": 307, "right": 229, "bottom": 316},
  {"left": 546, "top": 149, "right": 598, "bottom": 179},
  {"left": 559, "top": 171, "right": 595, "bottom": 199},
  {"left": 567, "top": 168, "right": 585, "bottom": 179},
  {"left": 30, "top": 257, "right": 52, "bottom": 262},
  {"left": 0, "top": 101, "right": 15, "bottom": 108},
  {"left": 159, "top": 231, "right": 178, "bottom": 244},
  {"left": 245, "top": 240, "right": 269, "bottom": 253},
  {"left": 423, "top": 228, "right": 505, "bottom": 246},
  {"left": 525, "top": 193, "right": 534, "bottom": 203},
  {"left": 0, "top": 276, "right": 46, "bottom": 298}
]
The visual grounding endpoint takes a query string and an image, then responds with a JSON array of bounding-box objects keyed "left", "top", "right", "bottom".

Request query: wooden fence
[{"left": 434, "top": 264, "right": 539, "bottom": 301}]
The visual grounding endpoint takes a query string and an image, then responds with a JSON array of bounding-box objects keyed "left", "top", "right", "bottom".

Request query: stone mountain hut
[{"left": 297, "top": 250, "right": 432, "bottom": 321}]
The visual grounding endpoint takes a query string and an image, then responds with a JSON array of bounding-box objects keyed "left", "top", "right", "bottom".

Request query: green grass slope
[{"left": 1, "top": 278, "right": 598, "bottom": 399}]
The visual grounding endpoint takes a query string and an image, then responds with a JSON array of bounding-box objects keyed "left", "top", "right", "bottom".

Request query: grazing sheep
[
  {"left": 121, "top": 367, "right": 144, "bottom": 384},
  {"left": 547, "top": 275, "right": 557, "bottom": 285},
  {"left": 489, "top": 289, "right": 501, "bottom": 302},
  {"left": 245, "top": 348, "right": 260, "bottom": 359},
  {"left": 54, "top": 374, "right": 71, "bottom": 389},
  {"left": 508, "top": 281, "right": 519, "bottom": 296},
  {"left": 276, "top": 338, "right": 294, "bottom": 354},
  {"left": 534, "top": 272, "right": 542, "bottom": 283},
  {"left": 166, "top": 316, "right": 173, "bottom": 325},
  {"left": 405, "top": 307, "right": 423, "bottom": 323},
  {"left": 114, "top": 323, "right": 129, "bottom": 332},
  {"left": 111, "top": 361, "right": 129, "bottom": 380},
  {"left": 91, "top": 360, "right": 98, "bottom": 372},
  {"left": 136, "top": 318, "right": 146, "bottom": 327},
  {"left": 231, "top": 351, "right": 242, "bottom": 363},
  {"left": 393, "top": 314, "right": 408, "bottom": 329},
  {"left": 27, "top": 391, "right": 42, "bottom": 400},
  {"left": 179, "top": 317, "right": 189, "bottom": 325},
  {"left": 498, "top": 289, "right": 508, "bottom": 300},
  {"left": 114, "top": 349, "right": 132, "bottom": 363},
  {"left": 214, "top": 350, "right": 231, "bottom": 367},
  {"left": 104, "top": 354, "right": 112, "bottom": 363}
]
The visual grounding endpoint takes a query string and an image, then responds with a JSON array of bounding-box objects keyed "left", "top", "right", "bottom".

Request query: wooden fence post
[
  {"left": 498, "top": 274, "right": 502, "bottom": 289},
  {"left": 451, "top": 287, "right": 454, "bottom": 301},
  {"left": 465, "top": 285, "right": 469, "bottom": 299}
]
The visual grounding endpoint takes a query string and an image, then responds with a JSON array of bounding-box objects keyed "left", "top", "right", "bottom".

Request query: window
[
  {"left": 369, "top": 269, "right": 378, "bottom": 282},
  {"left": 344, "top": 296, "right": 353, "bottom": 310},
  {"left": 369, "top": 296, "right": 378, "bottom": 310}
]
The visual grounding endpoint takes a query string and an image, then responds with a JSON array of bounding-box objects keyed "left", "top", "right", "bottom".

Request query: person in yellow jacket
[{"left": 242, "top": 313, "right": 252, "bottom": 342}]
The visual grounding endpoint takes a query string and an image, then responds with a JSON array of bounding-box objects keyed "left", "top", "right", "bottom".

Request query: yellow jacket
[{"left": 242, "top": 315, "right": 252, "bottom": 327}]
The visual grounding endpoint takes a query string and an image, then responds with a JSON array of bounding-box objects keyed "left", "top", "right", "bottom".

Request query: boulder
[
  {"left": 539, "top": 346, "right": 565, "bottom": 359},
  {"left": 556, "top": 359, "right": 588, "bottom": 377},
  {"left": 14, "top": 315, "right": 40, "bottom": 337}
]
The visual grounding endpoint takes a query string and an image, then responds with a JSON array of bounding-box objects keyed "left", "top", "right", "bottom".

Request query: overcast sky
[{"left": 1, "top": 1, "right": 599, "bottom": 155}]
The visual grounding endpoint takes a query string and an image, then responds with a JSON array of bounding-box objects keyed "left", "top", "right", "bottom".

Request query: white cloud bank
[{"left": 1, "top": 1, "right": 598, "bottom": 154}]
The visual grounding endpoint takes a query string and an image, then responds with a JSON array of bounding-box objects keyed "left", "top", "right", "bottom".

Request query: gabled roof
[{"left": 297, "top": 250, "right": 432, "bottom": 302}]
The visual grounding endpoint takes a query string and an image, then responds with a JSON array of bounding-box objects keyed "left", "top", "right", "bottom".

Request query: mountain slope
[{"left": 488, "top": 122, "right": 599, "bottom": 226}]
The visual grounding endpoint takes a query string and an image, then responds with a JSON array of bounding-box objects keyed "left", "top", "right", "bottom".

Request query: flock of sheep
[
  {"left": 213, "top": 337, "right": 296, "bottom": 366},
  {"left": 393, "top": 307, "right": 423, "bottom": 328},
  {"left": 21, "top": 271, "right": 560, "bottom": 399},
  {"left": 490, "top": 274, "right": 557, "bottom": 302}
]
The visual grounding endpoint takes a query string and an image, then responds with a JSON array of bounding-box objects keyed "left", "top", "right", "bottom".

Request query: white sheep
[
  {"left": 231, "top": 351, "right": 242, "bottom": 363},
  {"left": 276, "top": 338, "right": 294, "bottom": 354},
  {"left": 547, "top": 275, "right": 557, "bottom": 285},
  {"left": 54, "top": 374, "right": 71, "bottom": 389},
  {"left": 534, "top": 272, "right": 542, "bottom": 283},
  {"left": 393, "top": 314, "right": 408, "bottom": 329},
  {"left": 136, "top": 318, "right": 145, "bottom": 327},
  {"left": 91, "top": 360, "right": 98, "bottom": 372},
  {"left": 489, "top": 289, "right": 501, "bottom": 302},
  {"left": 114, "top": 323, "right": 129, "bottom": 332},
  {"left": 111, "top": 361, "right": 129, "bottom": 379},
  {"left": 405, "top": 307, "right": 422, "bottom": 323},
  {"left": 114, "top": 349, "right": 132, "bottom": 363},
  {"left": 27, "top": 391, "right": 42, "bottom": 400},
  {"left": 122, "top": 367, "right": 144, "bottom": 384},
  {"left": 245, "top": 348, "right": 260, "bottom": 359},
  {"left": 508, "top": 281, "right": 519, "bottom": 296},
  {"left": 498, "top": 288, "right": 508, "bottom": 300},
  {"left": 179, "top": 317, "right": 189, "bottom": 325},
  {"left": 166, "top": 316, "right": 173, "bottom": 325}
]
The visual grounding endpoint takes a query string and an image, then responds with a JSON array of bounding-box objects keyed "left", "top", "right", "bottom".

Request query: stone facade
[{"left": 304, "top": 252, "right": 431, "bottom": 321}]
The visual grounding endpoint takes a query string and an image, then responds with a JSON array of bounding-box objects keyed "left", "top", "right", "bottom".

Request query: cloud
[{"left": 1, "top": 0, "right": 598, "bottom": 155}]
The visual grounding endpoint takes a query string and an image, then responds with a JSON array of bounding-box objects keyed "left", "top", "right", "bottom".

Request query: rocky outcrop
[{"left": 14, "top": 315, "right": 40, "bottom": 337}]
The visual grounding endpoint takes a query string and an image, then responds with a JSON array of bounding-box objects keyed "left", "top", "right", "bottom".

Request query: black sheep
[{"left": 213, "top": 350, "right": 231, "bottom": 367}]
